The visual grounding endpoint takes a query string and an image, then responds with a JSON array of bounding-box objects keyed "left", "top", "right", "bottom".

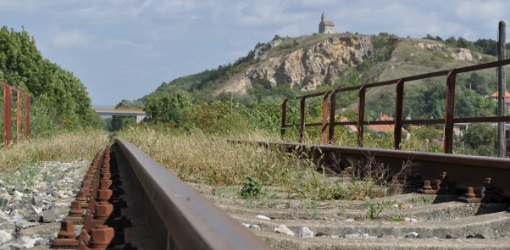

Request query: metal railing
[
  {"left": 281, "top": 58, "right": 510, "bottom": 154},
  {"left": 0, "top": 81, "right": 29, "bottom": 146}
]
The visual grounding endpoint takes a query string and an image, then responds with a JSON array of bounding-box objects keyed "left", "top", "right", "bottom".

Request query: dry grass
[
  {"left": 118, "top": 126, "right": 408, "bottom": 201},
  {"left": 0, "top": 129, "right": 110, "bottom": 172}
]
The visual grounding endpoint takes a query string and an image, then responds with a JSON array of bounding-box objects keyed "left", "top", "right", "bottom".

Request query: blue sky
[{"left": 0, "top": 0, "right": 508, "bottom": 106}]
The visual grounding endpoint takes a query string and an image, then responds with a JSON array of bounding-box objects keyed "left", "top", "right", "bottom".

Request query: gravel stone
[
  {"left": 42, "top": 209, "right": 56, "bottom": 223},
  {"left": 298, "top": 227, "right": 313, "bottom": 238},
  {"left": 274, "top": 224, "right": 294, "bottom": 236}
]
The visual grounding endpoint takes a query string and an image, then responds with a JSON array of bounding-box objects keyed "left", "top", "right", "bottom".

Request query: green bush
[{"left": 238, "top": 176, "right": 263, "bottom": 199}]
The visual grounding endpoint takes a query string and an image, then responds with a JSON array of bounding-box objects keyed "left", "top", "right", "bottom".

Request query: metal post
[
  {"left": 299, "top": 97, "right": 305, "bottom": 143},
  {"left": 16, "top": 91, "right": 21, "bottom": 142},
  {"left": 357, "top": 86, "right": 366, "bottom": 147},
  {"left": 229, "top": 92, "right": 232, "bottom": 115},
  {"left": 444, "top": 70, "right": 457, "bottom": 154},
  {"left": 328, "top": 91, "right": 337, "bottom": 143},
  {"left": 25, "top": 94, "right": 29, "bottom": 140},
  {"left": 321, "top": 92, "right": 330, "bottom": 145},
  {"left": 498, "top": 21, "right": 507, "bottom": 158},
  {"left": 281, "top": 99, "right": 288, "bottom": 138},
  {"left": 394, "top": 79, "right": 404, "bottom": 150},
  {"left": 3, "top": 85, "right": 12, "bottom": 146}
]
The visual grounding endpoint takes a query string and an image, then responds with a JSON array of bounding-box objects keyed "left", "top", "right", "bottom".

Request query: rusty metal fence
[
  {"left": 1, "top": 81, "right": 29, "bottom": 146},
  {"left": 281, "top": 58, "right": 510, "bottom": 154}
]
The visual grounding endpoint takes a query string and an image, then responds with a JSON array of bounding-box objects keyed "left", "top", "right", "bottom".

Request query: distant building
[
  {"left": 369, "top": 113, "right": 410, "bottom": 139},
  {"left": 491, "top": 91, "right": 510, "bottom": 105},
  {"left": 318, "top": 12, "right": 335, "bottom": 34}
]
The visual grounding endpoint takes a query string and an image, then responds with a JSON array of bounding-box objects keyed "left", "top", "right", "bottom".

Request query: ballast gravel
[{"left": 0, "top": 160, "right": 88, "bottom": 249}]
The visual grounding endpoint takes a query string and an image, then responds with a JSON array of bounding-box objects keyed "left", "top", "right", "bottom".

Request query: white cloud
[{"left": 50, "top": 26, "right": 94, "bottom": 48}]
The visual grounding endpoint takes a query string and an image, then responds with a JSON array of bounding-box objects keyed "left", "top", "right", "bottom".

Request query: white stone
[
  {"left": 249, "top": 225, "right": 261, "bottom": 230},
  {"left": 21, "top": 236, "right": 39, "bottom": 248},
  {"left": 298, "top": 227, "right": 314, "bottom": 238},
  {"left": 344, "top": 218, "right": 354, "bottom": 222},
  {"left": 241, "top": 223, "right": 250, "bottom": 228},
  {"left": 274, "top": 224, "right": 294, "bottom": 236},
  {"left": 31, "top": 205, "right": 43, "bottom": 214},
  {"left": 255, "top": 215, "right": 271, "bottom": 220},
  {"left": 0, "top": 229, "right": 12, "bottom": 244}
]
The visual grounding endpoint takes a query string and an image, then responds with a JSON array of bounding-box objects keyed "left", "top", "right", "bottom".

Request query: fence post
[
  {"left": 357, "top": 86, "right": 366, "bottom": 147},
  {"left": 281, "top": 99, "right": 288, "bottom": 138},
  {"left": 3, "top": 85, "right": 12, "bottom": 146},
  {"left": 16, "top": 91, "right": 22, "bottom": 142},
  {"left": 394, "top": 79, "right": 405, "bottom": 150},
  {"left": 25, "top": 93, "right": 29, "bottom": 140},
  {"left": 444, "top": 70, "right": 456, "bottom": 153},
  {"left": 321, "top": 92, "right": 330, "bottom": 145},
  {"left": 498, "top": 21, "right": 507, "bottom": 158},
  {"left": 328, "top": 91, "right": 337, "bottom": 144},
  {"left": 299, "top": 97, "right": 305, "bottom": 143}
]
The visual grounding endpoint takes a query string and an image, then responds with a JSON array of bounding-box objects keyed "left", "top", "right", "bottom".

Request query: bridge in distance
[{"left": 94, "top": 108, "right": 147, "bottom": 123}]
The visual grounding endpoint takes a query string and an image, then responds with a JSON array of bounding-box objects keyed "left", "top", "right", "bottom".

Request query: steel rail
[
  {"left": 228, "top": 140, "right": 510, "bottom": 199},
  {"left": 113, "top": 138, "right": 271, "bottom": 250}
]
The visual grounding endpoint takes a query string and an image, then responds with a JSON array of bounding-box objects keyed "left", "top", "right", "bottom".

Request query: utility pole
[{"left": 497, "top": 21, "right": 506, "bottom": 158}]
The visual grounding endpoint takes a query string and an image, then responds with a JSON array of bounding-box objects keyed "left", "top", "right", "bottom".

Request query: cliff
[{"left": 216, "top": 35, "right": 376, "bottom": 94}]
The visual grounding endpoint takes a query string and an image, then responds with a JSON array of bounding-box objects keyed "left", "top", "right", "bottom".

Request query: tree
[{"left": 145, "top": 90, "right": 191, "bottom": 124}]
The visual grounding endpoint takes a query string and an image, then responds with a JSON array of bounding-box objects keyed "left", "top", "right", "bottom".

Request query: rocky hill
[{"left": 130, "top": 32, "right": 509, "bottom": 119}]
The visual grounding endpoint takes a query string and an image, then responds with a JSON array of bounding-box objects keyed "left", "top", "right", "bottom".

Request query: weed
[
  {"left": 390, "top": 216, "right": 405, "bottom": 221},
  {"left": 238, "top": 176, "right": 264, "bottom": 199},
  {"left": 366, "top": 201, "right": 385, "bottom": 220}
]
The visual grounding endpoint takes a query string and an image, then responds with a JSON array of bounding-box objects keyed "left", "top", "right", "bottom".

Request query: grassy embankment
[
  {"left": 0, "top": 129, "right": 110, "bottom": 172},
  {"left": 118, "top": 126, "right": 409, "bottom": 201}
]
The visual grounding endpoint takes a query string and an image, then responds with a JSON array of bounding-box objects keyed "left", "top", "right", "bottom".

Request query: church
[{"left": 318, "top": 12, "right": 335, "bottom": 34}]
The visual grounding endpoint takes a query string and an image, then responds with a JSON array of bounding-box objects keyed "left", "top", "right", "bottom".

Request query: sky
[{"left": 0, "top": 0, "right": 509, "bottom": 106}]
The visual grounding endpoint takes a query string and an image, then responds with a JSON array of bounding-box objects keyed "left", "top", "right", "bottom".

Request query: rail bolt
[
  {"left": 95, "top": 202, "right": 114, "bottom": 220},
  {"left": 465, "top": 187, "right": 476, "bottom": 198},
  {"left": 69, "top": 201, "right": 84, "bottom": 217},
  {"left": 97, "top": 189, "right": 113, "bottom": 202},
  {"left": 422, "top": 180, "right": 432, "bottom": 190},
  {"left": 99, "top": 180, "right": 112, "bottom": 190},
  {"left": 57, "top": 221, "right": 76, "bottom": 239},
  {"left": 89, "top": 225, "right": 114, "bottom": 248},
  {"left": 76, "top": 190, "right": 87, "bottom": 202}
]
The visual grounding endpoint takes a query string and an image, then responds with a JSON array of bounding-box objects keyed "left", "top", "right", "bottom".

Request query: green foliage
[
  {"left": 145, "top": 90, "right": 191, "bottom": 124},
  {"left": 238, "top": 176, "right": 263, "bottom": 199},
  {"left": 411, "top": 126, "right": 441, "bottom": 141},
  {"left": 460, "top": 123, "right": 497, "bottom": 156},
  {"left": 366, "top": 202, "right": 384, "bottom": 220},
  {"left": 0, "top": 26, "right": 100, "bottom": 137}
]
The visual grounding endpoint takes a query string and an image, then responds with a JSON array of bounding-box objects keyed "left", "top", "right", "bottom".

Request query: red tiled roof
[
  {"left": 339, "top": 117, "right": 358, "bottom": 132},
  {"left": 323, "top": 20, "right": 335, "bottom": 26},
  {"left": 368, "top": 113, "right": 409, "bottom": 133},
  {"left": 491, "top": 91, "right": 510, "bottom": 98}
]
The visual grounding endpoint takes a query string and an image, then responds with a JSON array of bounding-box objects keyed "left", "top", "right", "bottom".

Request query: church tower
[{"left": 318, "top": 12, "right": 335, "bottom": 34}]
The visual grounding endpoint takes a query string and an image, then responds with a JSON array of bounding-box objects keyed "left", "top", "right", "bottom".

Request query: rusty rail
[
  {"left": 53, "top": 139, "right": 271, "bottom": 250},
  {"left": 281, "top": 58, "right": 510, "bottom": 154},
  {"left": 0, "top": 81, "right": 29, "bottom": 146},
  {"left": 229, "top": 139, "right": 510, "bottom": 201}
]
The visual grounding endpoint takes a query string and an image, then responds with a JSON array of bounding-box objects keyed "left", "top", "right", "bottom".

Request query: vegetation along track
[{"left": 50, "top": 136, "right": 510, "bottom": 249}]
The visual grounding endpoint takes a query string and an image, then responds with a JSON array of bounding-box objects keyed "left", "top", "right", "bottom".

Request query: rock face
[
  {"left": 220, "top": 35, "right": 374, "bottom": 94},
  {"left": 451, "top": 48, "right": 473, "bottom": 61},
  {"left": 248, "top": 39, "right": 283, "bottom": 60}
]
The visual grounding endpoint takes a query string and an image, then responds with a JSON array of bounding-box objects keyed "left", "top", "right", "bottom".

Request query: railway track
[{"left": 48, "top": 138, "right": 510, "bottom": 250}]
